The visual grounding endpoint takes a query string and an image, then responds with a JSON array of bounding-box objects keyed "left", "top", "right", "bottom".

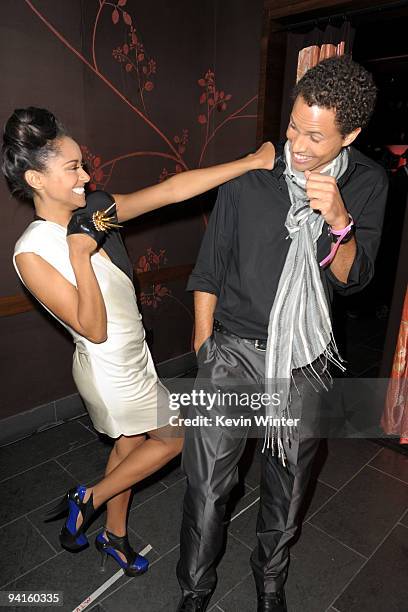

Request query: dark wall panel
[{"left": 0, "top": 0, "right": 263, "bottom": 417}]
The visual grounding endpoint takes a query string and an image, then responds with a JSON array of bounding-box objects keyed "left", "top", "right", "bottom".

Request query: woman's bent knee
[{"left": 114, "top": 433, "right": 146, "bottom": 459}]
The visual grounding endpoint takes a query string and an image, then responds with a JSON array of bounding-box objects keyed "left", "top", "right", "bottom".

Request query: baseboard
[
  {"left": 0, "top": 351, "right": 196, "bottom": 447},
  {"left": 156, "top": 350, "right": 196, "bottom": 379}
]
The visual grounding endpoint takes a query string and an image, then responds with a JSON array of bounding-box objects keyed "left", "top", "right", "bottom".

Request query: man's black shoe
[
  {"left": 176, "top": 593, "right": 212, "bottom": 612},
  {"left": 257, "top": 589, "right": 287, "bottom": 612}
]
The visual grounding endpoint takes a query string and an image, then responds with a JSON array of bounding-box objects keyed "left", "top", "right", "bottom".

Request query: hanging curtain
[
  {"left": 296, "top": 32, "right": 347, "bottom": 82},
  {"left": 280, "top": 20, "right": 355, "bottom": 138},
  {"left": 381, "top": 289, "right": 408, "bottom": 444}
]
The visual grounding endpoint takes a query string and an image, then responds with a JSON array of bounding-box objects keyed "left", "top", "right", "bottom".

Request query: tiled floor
[
  {"left": 1, "top": 309, "right": 407, "bottom": 611},
  {"left": 0, "top": 424, "right": 407, "bottom": 612}
]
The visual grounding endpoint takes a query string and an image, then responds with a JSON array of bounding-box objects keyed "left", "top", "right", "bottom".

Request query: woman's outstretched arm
[{"left": 113, "top": 142, "right": 275, "bottom": 222}]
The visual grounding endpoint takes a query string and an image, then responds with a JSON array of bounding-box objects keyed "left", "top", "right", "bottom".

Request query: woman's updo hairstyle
[{"left": 2, "top": 107, "right": 66, "bottom": 200}]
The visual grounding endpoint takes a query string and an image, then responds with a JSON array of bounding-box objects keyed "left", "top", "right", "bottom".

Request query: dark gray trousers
[{"left": 176, "top": 330, "right": 323, "bottom": 597}]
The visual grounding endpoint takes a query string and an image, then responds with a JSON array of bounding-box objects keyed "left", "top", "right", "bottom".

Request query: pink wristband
[{"left": 319, "top": 214, "right": 354, "bottom": 268}]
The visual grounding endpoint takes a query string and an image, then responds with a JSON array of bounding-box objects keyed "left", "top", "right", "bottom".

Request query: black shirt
[{"left": 186, "top": 145, "right": 389, "bottom": 340}]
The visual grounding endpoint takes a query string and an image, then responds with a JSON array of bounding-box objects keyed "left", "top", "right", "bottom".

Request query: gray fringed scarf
[{"left": 263, "top": 141, "right": 349, "bottom": 464}]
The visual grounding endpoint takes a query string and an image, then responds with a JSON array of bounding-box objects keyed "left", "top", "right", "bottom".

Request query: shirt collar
[
  {"left": 271, "top": 143, "right": 371, "bottom": 183},
  {"left": 347, "top": 145, "right": 372, "bottom": 168}
]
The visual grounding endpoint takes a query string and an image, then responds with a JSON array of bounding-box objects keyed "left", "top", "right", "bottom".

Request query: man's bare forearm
[
  {"left": 194, "top": 291, "right": 218, "bottom": 353},
  {"left": 329, "top": 237, "right": 357, "bottom": 283}
]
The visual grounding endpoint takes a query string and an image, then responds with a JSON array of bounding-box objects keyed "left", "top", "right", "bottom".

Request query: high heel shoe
[
  {"left": 45, "top": 485, "right": 95, "bottom": 551},
  {"left": 95, "top": 530, "right": 149, "bottom": 576}
]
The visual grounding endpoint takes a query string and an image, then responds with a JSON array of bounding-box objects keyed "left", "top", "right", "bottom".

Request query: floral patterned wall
[{"left": 0, "top": 0, "right": 263, "bottom": 416}]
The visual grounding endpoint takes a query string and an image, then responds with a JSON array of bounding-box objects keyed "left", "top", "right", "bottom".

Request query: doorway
[{"left": 259, "top": 0, "right": 408, "bottom": 451}]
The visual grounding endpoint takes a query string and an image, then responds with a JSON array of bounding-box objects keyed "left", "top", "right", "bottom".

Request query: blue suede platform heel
[
  {"left": 95, "top": 530, "right": 149, "bottom": 576},
  {"left": 45, "top": 485, "right": 94, "bottom": 551}
]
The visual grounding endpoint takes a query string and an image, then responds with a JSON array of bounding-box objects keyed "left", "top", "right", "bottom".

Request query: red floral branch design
[
  {"left": 25, "top": 0, "right": 258, "bottom": 188},
  {"left": 197, "top": 69, "right": 232, "bottom": 148},
  {"left": 158, "top": 72, "right": 257, "bottom": 179},
  {"left": 159, "top": 130, "right": 189, "bottom": 182},
  {"left": 111, "top": 3, "right": 156, "bottom": 114},
  {"left": 25, "top": 0, "right": 258, "bottom": 297},
  {"left": 94, "top": 0, "right": 156, "bottom": 115},
  {"left": 92, "top": 0, "right": 105, "bottom": 72},
  {"left": 24, "top": 0, "right": 187, "bottom": 170},
  {"left": 136, "top": 247, "right": 194, "bottom": 350},
  {"left": 198, "top": 93, "right": 258, "bottom": 167},
  {"left": 81, "top": 148, "right": 188, "bottom": 191},
  {"left": 136, "top": 248, "right": 170, "bottom": 309},
  {"left": 81, "top": 146, "right": 108, "bottom": 190}
]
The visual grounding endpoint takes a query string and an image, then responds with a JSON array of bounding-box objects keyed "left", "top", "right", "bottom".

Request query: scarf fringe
[
  {"left": 263, "top": 340, "right": 346, "bottom": 466},
  {"left": 325, "top": 335, "right": 346, "bottom": 372},
  {"left": 262, "top": 398, "right": 295, "bottom": 468},
  {"left": 262, "top": 420, "right": 288, "bottom": 468}
]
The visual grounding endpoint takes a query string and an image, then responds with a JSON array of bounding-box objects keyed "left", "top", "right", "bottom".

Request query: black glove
[
  {"left": 85, "top": 190, "right": 117, "bottom": 218},
  {"left": 67, "top": 212, "right": 106, "bottom": 248}
]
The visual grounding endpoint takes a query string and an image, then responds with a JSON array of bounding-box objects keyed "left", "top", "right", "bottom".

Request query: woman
[{"left": 2, "top": 107, "right": 274, "bottom": 576}]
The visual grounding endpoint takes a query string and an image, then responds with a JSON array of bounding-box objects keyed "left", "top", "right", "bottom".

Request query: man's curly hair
[{"left": 293, "top": 56, "right": 377, "bottom": 136}]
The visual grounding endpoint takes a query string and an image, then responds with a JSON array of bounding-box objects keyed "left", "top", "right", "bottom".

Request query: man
[{"left": 176, "top": 56, "right": 388, "bottom": 611}]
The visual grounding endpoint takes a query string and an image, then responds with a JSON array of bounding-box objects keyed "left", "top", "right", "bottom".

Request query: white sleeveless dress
[{"left": 13, "top": 220, "right": 172, "bottom": 438}]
